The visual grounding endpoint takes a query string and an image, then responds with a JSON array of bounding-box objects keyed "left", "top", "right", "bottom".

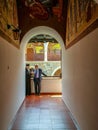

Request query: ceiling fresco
[
  {"left": 20, "top": 0, "right": 63, "bottom": 21},
  {"left": 16, "top": 0, "right": 68, "bottom": 41}
]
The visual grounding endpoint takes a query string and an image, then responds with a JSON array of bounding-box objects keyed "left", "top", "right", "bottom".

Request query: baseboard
[
  {"left": 31, "top": 92, "right": 62, "bottom": 95},
  {"left": 8, "top": 98, "right": 26, "bottom": 130},
  {"left": 62, "top": 96, "right": 81, "bottom": 130}
]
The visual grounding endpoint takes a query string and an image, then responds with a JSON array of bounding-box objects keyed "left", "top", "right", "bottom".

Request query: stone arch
[
  {"left": 20, "top": 26, "right": 64, "bottom": 50},
  {"left": 20, "top": 26, "right": 65, "bottom": 75},
  {"left": 51, "top": 66, "right": 61, "bottom": 76}
]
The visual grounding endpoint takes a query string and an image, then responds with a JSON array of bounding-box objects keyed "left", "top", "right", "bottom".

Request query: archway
[
  {"left": 21, "top": 26, "right": 64, "bottom": 49},
  {"left": 20, "top": 26, "right": 64, "bottom": 94}
]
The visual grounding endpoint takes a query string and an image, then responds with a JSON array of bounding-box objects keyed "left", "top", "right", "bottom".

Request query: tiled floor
[{"left": 11, "top": 94, "right": 77, "bottom": 130}]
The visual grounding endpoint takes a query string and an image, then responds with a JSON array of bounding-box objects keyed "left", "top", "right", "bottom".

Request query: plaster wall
[
  {"left": 62, "top": 28, "right": 98, "bottom": 130},
  {"left": 0, "top": 26, "right": 63, "bottom": 130},
  {"left": 31, "top": 78, "right": 62, "bottom": 93},
  {"left": 0, "top": 37, "right": 25, "bottom": 130},
  {"left": 0, "top": 26, "right": 98, "bottom": 130}
]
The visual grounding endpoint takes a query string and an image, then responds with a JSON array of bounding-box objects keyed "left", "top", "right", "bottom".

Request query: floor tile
[{"left": 11, "top": 94, "right": 77, "bottom": 130}]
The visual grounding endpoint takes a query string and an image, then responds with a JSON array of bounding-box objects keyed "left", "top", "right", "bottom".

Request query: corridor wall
[
  {"left": 62, "top": 28, "right": 98, "bottom": 130},
  {"left": 0, "top": 37, "right": 25, "bottom": 130},
  {"left": 0, "top": 25, "right": 98, "bottom": 130}
]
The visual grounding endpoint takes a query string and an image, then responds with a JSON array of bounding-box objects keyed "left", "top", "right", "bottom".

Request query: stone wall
[{"left": 26, "top": 61, "right": 61, "bottom": 76}]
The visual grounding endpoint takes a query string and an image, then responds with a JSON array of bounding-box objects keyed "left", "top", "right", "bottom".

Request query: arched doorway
[
  {"left": 25, "top": 34, "right": 61, "bottom": 77},
  {"left": 20, "top": 26, "right": 64, "bottom": 94},
  {"left": 21, "top": 26, "right": 64, "bottom": 49}
]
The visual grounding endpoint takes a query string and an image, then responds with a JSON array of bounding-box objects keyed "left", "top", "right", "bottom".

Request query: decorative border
[{"left": 0, "top": 29, "right": 20, "bottom": 48}]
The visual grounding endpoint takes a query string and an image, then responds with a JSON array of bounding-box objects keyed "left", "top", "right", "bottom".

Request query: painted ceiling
[{"left": 16, "top": 0, "right": 68, "bottom": 41}]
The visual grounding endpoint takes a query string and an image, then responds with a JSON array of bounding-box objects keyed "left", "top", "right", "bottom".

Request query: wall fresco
[
  {"left": 66, "top": 0, "right": 98, "bottom": 48},
  {"left": 0, "top": 0, "right": 20, "bottom": 47}
]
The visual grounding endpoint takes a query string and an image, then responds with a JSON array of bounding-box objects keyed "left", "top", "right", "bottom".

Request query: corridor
[{"left": 11, "top": 94, "right": 77, "bottom": 130}]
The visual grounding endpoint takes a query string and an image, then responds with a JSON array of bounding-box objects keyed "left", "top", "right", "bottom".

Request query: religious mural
[
  {"left": 23, "top": 0, "right": 63, "bottom": 21},
  {"left": 24, "top": 0, "right": 49, "bottom": 20},
  {"left": 0, "top": 0, "right": 20, "bottom": 47},
  {"left": 66, "top": 0, "right": 98, "bottom": 48}
]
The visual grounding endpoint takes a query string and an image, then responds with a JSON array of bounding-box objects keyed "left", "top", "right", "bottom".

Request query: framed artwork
[
  {"left": 66, "top": 0, "right": 98, "bottom": 48},
  {"left": 0, "top": 0, "right": 20, "bottom": 48}
]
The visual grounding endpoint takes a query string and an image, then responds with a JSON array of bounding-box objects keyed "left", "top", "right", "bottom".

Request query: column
[{"left": 44, "top": 42, "right": 49, "bottom": 62}]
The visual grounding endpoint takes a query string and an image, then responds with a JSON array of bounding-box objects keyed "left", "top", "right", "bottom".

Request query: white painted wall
[
  {"left": 0, "top": 26, "right": 63, "bottom": 130},
  {"left": 0, "top": 37, "right": 25, "bottom": 130},
  {"left": 31, "top": 78, "right": 62, "bottom": 93},
  {"left": 62, "top": 28, "right": 98, "bottom": 130},
  {"left": 0, "top": 26, "right": 98, "bottom": 130}
]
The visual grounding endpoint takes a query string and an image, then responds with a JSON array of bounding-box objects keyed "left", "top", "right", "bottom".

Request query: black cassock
[{"left": 25, "top": 68, "right": 31, "bottom": 95}]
